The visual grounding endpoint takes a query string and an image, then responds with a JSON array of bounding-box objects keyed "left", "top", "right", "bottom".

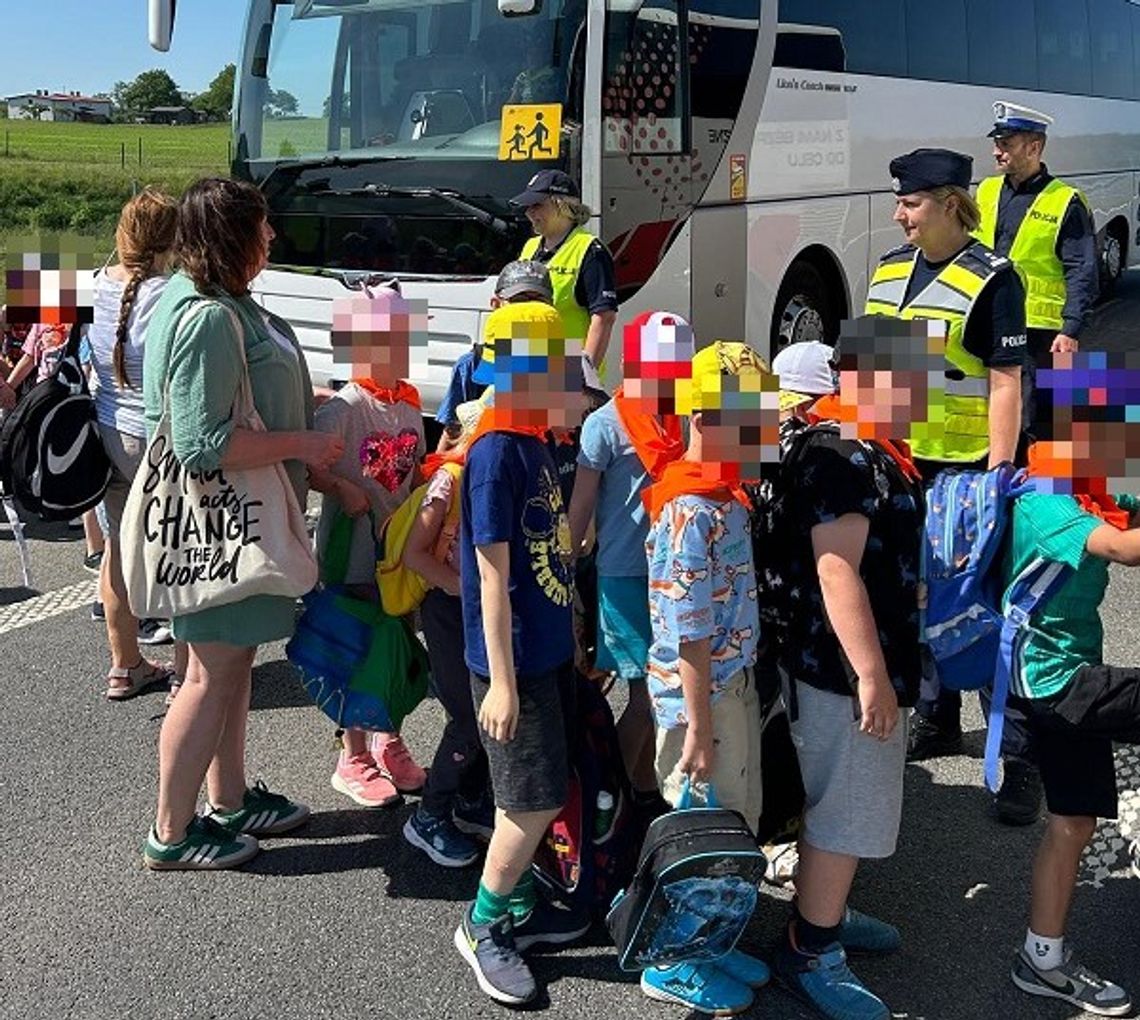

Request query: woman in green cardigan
[{"left": 140, "top": 178, "right": 342, "bottom": 871}]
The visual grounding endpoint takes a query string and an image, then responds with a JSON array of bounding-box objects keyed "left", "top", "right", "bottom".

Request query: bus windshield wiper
[
  {"left": 306, "top": 182, "right": 516, "bottom": 235},
  {"left": 258, "top": 154, "right": 409, "bottom": 203}
]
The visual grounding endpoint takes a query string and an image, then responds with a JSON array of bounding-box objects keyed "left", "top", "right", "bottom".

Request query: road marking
[{"left": 0, "top": 580, "right": 97, "bottom": 636}]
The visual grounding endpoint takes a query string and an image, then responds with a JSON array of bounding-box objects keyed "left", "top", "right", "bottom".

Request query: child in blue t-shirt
[
  {"left": 567, "top": 310, "right": 687, "bottom": 818},
  {"left": 1001, "top": 351, "right": 1140, "bottom": 1018},
  {"left": 453, "top": 301, "right": 589, "bottom": 1008}
]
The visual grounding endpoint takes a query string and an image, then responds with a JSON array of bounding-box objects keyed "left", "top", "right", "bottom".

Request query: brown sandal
[{"left": 105, "top": 660, "right": 172, "bottom": 701}]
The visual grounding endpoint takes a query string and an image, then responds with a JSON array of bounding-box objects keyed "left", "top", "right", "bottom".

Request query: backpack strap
[{"left": 983, "top": 556, "right": 1073, "bottom": 792}]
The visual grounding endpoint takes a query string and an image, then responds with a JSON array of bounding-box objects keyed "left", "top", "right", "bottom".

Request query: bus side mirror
[
  {"left": 148, "top": 0, "right": 174, "bottom": 51},
  {"left": 498, "top": 0, "right": 543, "bottom": 16}
]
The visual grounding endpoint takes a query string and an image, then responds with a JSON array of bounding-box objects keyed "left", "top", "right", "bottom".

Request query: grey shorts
[
  {"left": 785, "top": 678, "right": 908, "bottom": 860},
  {"left": 96, "top": 424, "right": 145, "bottom": 538},
  {"left": 471, "top": 661, "right": 572, "bottom": 814}
]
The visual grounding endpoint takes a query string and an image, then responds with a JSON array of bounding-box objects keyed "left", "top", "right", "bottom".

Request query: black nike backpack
[{"left": 0, "top": 324, "right": 111, "bottom": 521}]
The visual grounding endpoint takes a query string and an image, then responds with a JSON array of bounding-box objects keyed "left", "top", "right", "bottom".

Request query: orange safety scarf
[
  {"left": 351, "top": 377, "right": 422, "bottom": 410},
  {"left": 467, "top": 407, "right": 549, "bottom": 451},
  {"left": 806, "top": 394, "right": 922, "bottom": 483},
  {"left": 1026, "top": 443, "right": 1130, "bottom": 530},
  {"left": 612, "top": 386, "right": 684, "bottom": 482},
  {"left": 420, "top": 449, "right": 466, "bottom": 481},
  {"left": 643, "top": 458, "right": 750, "bottom": 524}
]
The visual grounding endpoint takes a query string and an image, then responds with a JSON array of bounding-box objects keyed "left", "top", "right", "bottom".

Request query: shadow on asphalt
[
  {"left": 250, "top": 657, "right": 314, "bottom": 711},
  {"left": 0, "top": 584, "right": 38, "bottom": 605}
]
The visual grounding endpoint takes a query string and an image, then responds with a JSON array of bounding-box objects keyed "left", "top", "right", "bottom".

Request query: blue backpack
[{"left": 922, "top": 464, "right": 1071, "bottom": 790}]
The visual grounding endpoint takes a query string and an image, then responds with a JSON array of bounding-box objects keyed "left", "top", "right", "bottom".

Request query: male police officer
[{"left": 975, "top": 101, "right": 1099, "bottom": 446}]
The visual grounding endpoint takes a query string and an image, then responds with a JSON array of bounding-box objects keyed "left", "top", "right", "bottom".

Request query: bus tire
[
  {"left": 1098, "top": 224, "right": 1125, "bottom": 298},
  {"left": 771, "top": 260, "right": 838, "bottom": 353}
]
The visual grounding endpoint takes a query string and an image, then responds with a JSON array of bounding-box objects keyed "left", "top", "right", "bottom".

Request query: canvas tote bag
[{"left": 121, "top": 300, "right": 317, "bottom": 619}]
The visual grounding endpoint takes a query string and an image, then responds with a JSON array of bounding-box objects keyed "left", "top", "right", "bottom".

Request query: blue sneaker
[
  {"left": 454, "top": 909, "right": 537, "bottom": 1006},
  {"left": 641, "top": 961, "right": 754, "bottom": 1016},
  {"left": 837, "top": 907, "right": 901, "bottom": 955},
  {"left": 714, "top": 949, "right": 771, "bottom": 988},
  {"left": 403, "top": 807, "right": 480, "bottom": 868},
  {"left": 453, "top": 792, "right": 495, "bottom": 840},
  {"left": 774, "top": 941, "right": 889, "bottom": 1020}
]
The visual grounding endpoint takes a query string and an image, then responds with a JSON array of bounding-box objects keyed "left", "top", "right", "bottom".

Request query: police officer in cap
[
  {"left": 866, "top": 149, "right": 1035, "bottom": 819},
  {"left": 975, "top": 101, "right": 1098, "bottom": 445}
]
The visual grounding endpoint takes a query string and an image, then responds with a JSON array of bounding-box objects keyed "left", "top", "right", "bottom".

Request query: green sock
[
  {"left": 471, "top": 882, "right": 513, "bottom": 925},
  {"left": 508, "top": 871, "right": 536, "bottom": 922}
]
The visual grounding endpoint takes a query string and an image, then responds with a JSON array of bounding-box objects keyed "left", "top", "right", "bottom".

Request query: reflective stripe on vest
[
  {"left": 974, "top": 175, "right": 1084, "bottom": 331},
  {"left": 521, "top": 228, "right": 594, "bottom": 341},
  {"left": 865, "top": 244, "right": 999, "bottom": 463}
]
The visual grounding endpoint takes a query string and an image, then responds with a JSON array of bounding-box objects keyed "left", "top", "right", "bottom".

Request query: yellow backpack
[{"left": 376, "top": 461, "right": 463, "bottom": 616}]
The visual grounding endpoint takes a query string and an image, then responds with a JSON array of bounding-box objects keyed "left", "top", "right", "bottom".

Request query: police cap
[
  {"left": 988, "top": 100, "right": 1053, "bottom": 139},
  {"left": 889, "top": 148, "right": 973, "bottom": 196}
]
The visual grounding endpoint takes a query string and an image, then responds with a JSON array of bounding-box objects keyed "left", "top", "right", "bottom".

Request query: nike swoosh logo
[{"left": 46, "top": 421, "right": 92, "bottom": 476}]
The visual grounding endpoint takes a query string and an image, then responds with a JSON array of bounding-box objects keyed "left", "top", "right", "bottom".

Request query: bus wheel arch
[
  {"left": 1099, "top": 216, "right": 1128, "bottom": 296},
  {"left": 770, "top": 248, "right": 847, "bottom": 355}
]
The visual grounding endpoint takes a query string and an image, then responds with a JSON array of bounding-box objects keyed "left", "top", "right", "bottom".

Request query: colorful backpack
[
  {"left": 922, "top": 464, "right": 1071, "bottom": 790},
  {"left": 375, "top": 461, "right": 462, "bottom": 617},
  {"left": 531, "top": 671, "right": 640, "bottom": 918}
]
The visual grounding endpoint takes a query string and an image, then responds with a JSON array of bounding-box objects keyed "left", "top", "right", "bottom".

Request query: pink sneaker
[
  {"left": 330, "top": 751, "right": 401, "bottom": 808},
  {"left": 372, "top": 733, "right": 427, "bottom": 793}
]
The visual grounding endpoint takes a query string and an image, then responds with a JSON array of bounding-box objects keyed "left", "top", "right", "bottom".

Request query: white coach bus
[{"left": 151, "top": 0, "right": 1140, "bottom": 408}]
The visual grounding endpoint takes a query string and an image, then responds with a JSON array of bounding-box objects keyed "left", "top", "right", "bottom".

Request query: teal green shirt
[
  {"left": 1005, "top": 492, "right": 1109, "bottom": 699},
  {"left": 142, "top": 272, "right": 314, "bottom": 646}
]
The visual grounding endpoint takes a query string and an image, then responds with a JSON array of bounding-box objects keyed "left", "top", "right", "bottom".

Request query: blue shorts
[{"left": 596, "top": 574, "right": 651, "bottom": 680}]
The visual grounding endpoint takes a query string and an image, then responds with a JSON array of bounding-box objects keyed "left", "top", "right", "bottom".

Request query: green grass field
[{"left": 0, "top": 120, "right": 233, "bottom": 262}]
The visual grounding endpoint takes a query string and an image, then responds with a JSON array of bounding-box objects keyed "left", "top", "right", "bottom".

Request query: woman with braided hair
[{"left": 89, "top": 188, "right": 186, "bottom": 701}]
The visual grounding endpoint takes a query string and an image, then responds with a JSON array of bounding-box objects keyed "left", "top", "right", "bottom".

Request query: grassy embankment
[{"left": 0, "top": 120, "right": 231, "bottom": 262}]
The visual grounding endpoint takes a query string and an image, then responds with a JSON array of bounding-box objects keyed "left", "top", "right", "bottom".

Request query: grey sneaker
[
  {"left": 454, "top": 909, "right": 537, "bottom": 1006},
  {"left": 1011, "top": 948, "right": 1131, "bottom": 1017}
]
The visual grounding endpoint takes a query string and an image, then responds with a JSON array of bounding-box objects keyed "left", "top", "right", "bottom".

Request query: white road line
[
  {"left": 0, "top": 580, "right": 98, "bottom": 636},
  {"left": 1079, "top": 742, "right": 1140, "bottom": 888}
]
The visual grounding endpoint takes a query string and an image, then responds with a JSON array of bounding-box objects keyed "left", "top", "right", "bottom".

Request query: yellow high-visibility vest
[
  {"left": 865, "top": 241, "right": 1010, "bottom": 463},
  {"left": 974, "top": 175, "right": 1086, "bottom": 331},
  {"left": 521, "top": 227, "right": 595, "bottom": 342}
]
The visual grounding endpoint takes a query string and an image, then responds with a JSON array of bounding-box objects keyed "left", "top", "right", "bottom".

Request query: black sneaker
[
  {"left": 453, "top": 792, "right": 495, "bottom": 841},
  {"left": 512, "top": 894, "right": 591, "bottom": 951},
  {"left": 90, "top": 601, "right": 106, "bottom": 622},
  {"left": 905, "top": 714, "right": 963, "bottom": 762},
  {"left": 1011, "top": 947, "right": 1131, "bottom": 1016},
  {"left": 454, "top": 909, "right": 537, "bottom": 1006},
  {"left": 138, "top": 618, "right": 174, "bottom": 645},
  {"left": 993, "top": 759, "right": 1043, "bottom": 826},
  {"left": 83, "top": 550, "right": 104, "bottom": 573}
]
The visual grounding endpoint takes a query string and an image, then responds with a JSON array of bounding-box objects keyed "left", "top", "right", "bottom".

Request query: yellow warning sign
[
  {"left": 729, "top": 154, "right": 746, "bottom": 201},
  {"left": 499, "top": 104, "right": 562, "bottom": 161}
]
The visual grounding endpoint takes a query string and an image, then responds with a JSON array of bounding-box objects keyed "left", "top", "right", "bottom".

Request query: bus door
[{"left": 597, "top": 0, "right": 693, "bottom": 304}]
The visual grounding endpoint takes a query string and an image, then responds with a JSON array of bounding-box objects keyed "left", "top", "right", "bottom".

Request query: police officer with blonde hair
[
  {"left": 866, "top": 149, "right": 1037, "bottom": 820},
  {"left": 975, "top": 101, "right": 1098, "bottom": 445}
]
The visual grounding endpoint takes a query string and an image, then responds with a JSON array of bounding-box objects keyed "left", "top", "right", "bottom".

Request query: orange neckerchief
[
  {"left": 420, "top": 449, "right": 466, "bottom": 481},
  {"left": 467, "top": 407, "right": 549, "bottom": 451},
  {"left": 643, "top": 458, "right": 750, "bottom": 524},
  {"left": 351, "top": 377, "right": 422, "bottom": 410},
  {"left": 1026, "top": 443, "right": 1130, "bottom": 530},
  {"left": 806, "top": 394, "right": 922, "bottom": 483},
  {"left": 613, "top": 386, "right": 684, "bottom": 482}
]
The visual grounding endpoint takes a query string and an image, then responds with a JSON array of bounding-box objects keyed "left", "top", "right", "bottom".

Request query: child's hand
[
  {"left": 479, "top": 682, "right": 519, "bottom": 743},
  {"left": 300, "top": 432, "right": 345, "bottom": 469},
  {"left": 336, "top": 479, "right": 371, "bottom": 519},
  {"left": 679, "top": 725, "right": 715, "bottom": 783},
  {"left": 857, "top": 674, "right": 899, "bottom": 741}
]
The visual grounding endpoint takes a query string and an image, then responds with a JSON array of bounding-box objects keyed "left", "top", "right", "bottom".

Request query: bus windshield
[{"left": 235, "top": 0, "right": 586, "bottom": 275}]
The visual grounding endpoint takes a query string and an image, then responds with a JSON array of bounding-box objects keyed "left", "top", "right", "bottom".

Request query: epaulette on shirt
[
  {"left": 880, "top": 242, "right": 917, "bottom": 264},
  {"left": 961, "top": 241, "right": 1012, "bottom": 276}
]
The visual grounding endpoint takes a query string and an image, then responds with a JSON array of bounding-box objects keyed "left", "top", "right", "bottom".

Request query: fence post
[
  {"left": 138, "top": 137, "right": 143, "bottom": 167},
  {"left": 4, "top": 130, "right": 8, "bottom": 158},
  {"left": 121, "top": 141, "right": 126, "bottom": 168}
]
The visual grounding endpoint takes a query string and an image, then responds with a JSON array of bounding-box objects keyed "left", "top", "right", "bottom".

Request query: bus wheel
[
  {"left": 772, "top": 261, "right": 836, "bottom": 352},
  {"left": 1099, "top": 228, "right": 1124, "bottom": 297}
]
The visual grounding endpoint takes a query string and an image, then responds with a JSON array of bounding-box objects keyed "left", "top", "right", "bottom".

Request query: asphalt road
[{"left": 1, "top": 277, "right": 1138, "bottom": 1020}]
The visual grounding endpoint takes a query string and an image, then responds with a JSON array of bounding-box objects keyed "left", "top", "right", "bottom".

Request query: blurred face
[
  {"left": 622, "top": 315, "right": 695, "bottom": 416},
  {"left": 893, "top": 191, "right": 959, "bottom": 253},
  {"left": 525, "top": 196, "right": 572, "bottom": 238},
  {"left": 992, "top": 132, "right": 1042, "bottom": 179},
  {"left": 3, "top": 236, "right": 95, "bottom": 327},
  {"left": 838, "top": 366, "right": 932, "bottom": 442},
  {"left": 689, "top": 373, "right": 782, "bottom": 482},
  {"left": 492, "top": 327, "right": 587, "bottom": 432},
  {"left": 330, "top": 294, "right": 428, "bottom": 383}
]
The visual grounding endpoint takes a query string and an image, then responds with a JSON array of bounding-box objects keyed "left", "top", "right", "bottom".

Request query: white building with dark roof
[{"left": 6, "top": 90, "right": 112, "bottom": 122}]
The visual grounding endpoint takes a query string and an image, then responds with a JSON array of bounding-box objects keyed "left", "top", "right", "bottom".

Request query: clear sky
[{"left": 0, "top": 1, "right": 244, "bottom": 100}]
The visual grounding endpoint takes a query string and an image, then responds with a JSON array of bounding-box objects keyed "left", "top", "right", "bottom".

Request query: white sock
[{"left": 1025, "top": 929, "right": 1064, "bottom": 971}]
